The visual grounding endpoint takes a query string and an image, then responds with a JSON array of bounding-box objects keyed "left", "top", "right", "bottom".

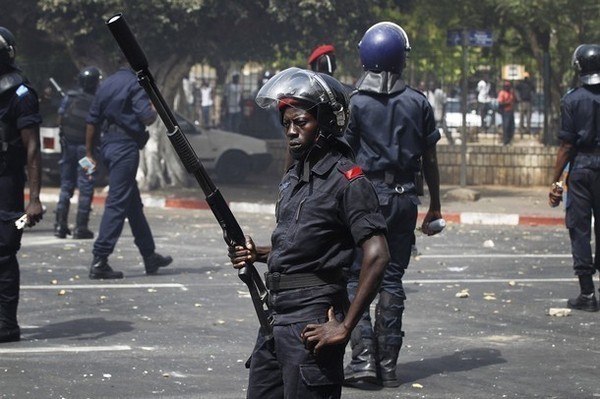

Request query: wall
[{"left": 264, "top": 140, "right": 558, "bottom": 187}]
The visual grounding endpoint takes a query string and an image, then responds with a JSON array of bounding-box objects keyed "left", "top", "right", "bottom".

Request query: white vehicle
[
  {"left": 41, "top": 112, "right": 272, "bottom": 185},
  {"left": 176, "top": 113, "right": 272, "bottom": 183},
  {"left": 40, "top": 126, "right": 62, "bottom": 184}
]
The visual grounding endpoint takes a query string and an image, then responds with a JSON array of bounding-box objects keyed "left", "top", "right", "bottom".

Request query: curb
[{"left": 29, "top": 191, "right": 564, "bottom": 227}]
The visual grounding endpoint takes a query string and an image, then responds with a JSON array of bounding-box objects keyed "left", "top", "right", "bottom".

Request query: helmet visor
[{"left": 255, "top": 67, "right": 328, "bottom": 110}]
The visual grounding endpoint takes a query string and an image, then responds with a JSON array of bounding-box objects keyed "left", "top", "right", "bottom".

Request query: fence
[{"left": 264, "top": 140, "right": 558, "bottom": 187}]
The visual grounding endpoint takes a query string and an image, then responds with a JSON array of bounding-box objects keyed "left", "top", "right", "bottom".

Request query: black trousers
[
  {"left": 246, "top": 317, "right": 344, "bottom": 399},
  {"left": 0, "top": 173, "right": 25, "bottom": 330}
]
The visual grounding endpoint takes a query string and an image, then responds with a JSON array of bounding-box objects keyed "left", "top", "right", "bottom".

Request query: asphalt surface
[{"left": 3, "top": 180, "right": 597, "bottom": 399}]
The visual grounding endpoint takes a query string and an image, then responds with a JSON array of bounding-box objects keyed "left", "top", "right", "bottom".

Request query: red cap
[{"left": 308, "top": 44, "right": 336, "bottom": 65}]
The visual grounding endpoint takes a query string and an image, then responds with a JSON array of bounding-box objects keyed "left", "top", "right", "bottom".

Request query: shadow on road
[{"left": 23, "top": 317, "right": 134, "bottom": 341}]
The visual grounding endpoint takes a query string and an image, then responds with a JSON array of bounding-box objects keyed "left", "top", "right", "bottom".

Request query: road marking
[
  {"left": 405, "top": 278, "right": 577, "bottom": 284},
  {"left": 418, "top": 254, "right": 571, "bottom": 258},
  {"left": 21, "top": 283, "right": 186, "bottom": 290},
  {"left": 0, "top": 345, "right": 132, "bottom": 354}
]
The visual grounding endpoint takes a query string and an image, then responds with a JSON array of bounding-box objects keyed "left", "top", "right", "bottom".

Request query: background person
[
  {"left": 497, "top": 80, "right": 516, "bottom": 145},
  {"left": 54, "top": 66, "right": 101, "bottom": 239},
  {"left": 549, "top": 43, "right": 600, "bottom": 312},
  {"left": 515, "top": 73, "right": 536, "bottom": 135},
  {"left": 85, "top": 63, "right": 172, "bottom": 279},
  {"left": 0, "top": 26, "right": 43, "bottom": 343},
  {"left": 199, "top": 79, "right": 213, "bottom": 128},
  {"left": 227, "top": 67, "right": 389, "bottom": 398},
  {"left": 221, "top": 72, "right": 242, "bottom": 132},
  {"left": 343, "top": 22, "right": 444, "bottom": 388}
]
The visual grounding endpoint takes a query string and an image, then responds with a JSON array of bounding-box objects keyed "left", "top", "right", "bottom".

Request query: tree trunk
[{"left": 137, "top": 53, "right": 195, "bottom": 190}]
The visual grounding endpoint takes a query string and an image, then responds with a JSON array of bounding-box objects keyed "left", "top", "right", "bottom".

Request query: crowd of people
[{"left": 1, "top": 17, "right": 599, "bottom": 399}]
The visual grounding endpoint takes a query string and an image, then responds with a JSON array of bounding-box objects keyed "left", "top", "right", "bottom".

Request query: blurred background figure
[
  {"left": 477, "top": 76, "right": 492, "bottom": 131},
  {"left": 515, "top": 72, "right": 536, "bottom": 136},
  {"left": 497, "top": 80, "right": 516, "bottom": 145},
  {"left": 199, "top": 79, "right": 214, "bottom": 128},
  {"left": 54, "top": 66, "right": 101, "bottom": 240},
  {"left": 222, "top": 72, "right": 242, "bottom": 132},
  {"left": 308, "top": 44, "right": 337, "bottom": 76}
]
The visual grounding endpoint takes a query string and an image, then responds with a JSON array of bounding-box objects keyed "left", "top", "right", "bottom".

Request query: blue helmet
[{"left": 359, "top": 22, "right": 411, "bottom": 74}]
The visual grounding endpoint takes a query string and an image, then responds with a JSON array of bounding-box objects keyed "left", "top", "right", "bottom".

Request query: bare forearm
[
  {"left": 423, "top": 147, "right": 441, "bottom": 211},
  {"left": 343, "top": 235, "right": 389, "bottom": 332},
  {"left": 85, "top": 124, "right": 96, "bottom": 157},
  {"left": 551, "top": 142, "right": 572, "bottom": 183}
]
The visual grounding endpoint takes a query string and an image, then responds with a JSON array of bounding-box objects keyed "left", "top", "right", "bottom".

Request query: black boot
[
  {"left": 0, "top": 300, "right": 20, "bottom": 343},
  {"left": 89, "top": 256, "right": 123, "bottom": 279},
  {"left": 73, "top": 212, "right": 94, "bottom": 239},
  {"left": 567, "top": 275, "right": 599, "bottom": 312},
  {"left": 375, "top": 291, "right": 405, "bottom": 388},
  {"left": 344, "top": 329, "right": 379, "bottom": 386},
  {"left": 54, "top": 205, "right": 71, "bottom": 238},
  {"left": 344, "top": 286, "right": 379, "bottom": 386},
  {"left": 143, "top": 253, "right": 173, "bottom": 275}
]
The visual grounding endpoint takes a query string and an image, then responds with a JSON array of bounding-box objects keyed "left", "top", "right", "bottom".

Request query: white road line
[
  {"left": 405, "top": 278, "right": 577, "bottom": 284},
  {"left": 21, "top": 283, "right": 186, "bottom": 290},
  {"left": 0, "top": 345, "right": 132, "bottom": 354},
  {"left": 418, "top": 254, "right": 571, "bottom": 258}
]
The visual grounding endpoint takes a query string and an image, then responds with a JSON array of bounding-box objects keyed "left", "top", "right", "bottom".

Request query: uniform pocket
[{"left": 299, "top": 363, "right": 343, "bottom": 387}]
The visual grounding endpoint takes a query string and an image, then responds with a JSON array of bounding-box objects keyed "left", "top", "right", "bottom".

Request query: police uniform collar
[
  {"left": 0, "top": 71, "right": 24, "bottom": 95},
  {"left": 355, "top": 71, "right": 406, "bottom": 95}
]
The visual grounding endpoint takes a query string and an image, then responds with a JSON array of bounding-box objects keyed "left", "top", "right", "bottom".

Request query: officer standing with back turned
[
  {"left": 343, "top": 22, "right": 444, "bottom": 388},
  {"left": 0, "top": 26, "right": 43, "bottom": 342},
  {"left": 54, "top": 66, "right": 102, "bottom": 240},
  {"left": 549, "top": 44, "right": 600, "bottom": 312}
]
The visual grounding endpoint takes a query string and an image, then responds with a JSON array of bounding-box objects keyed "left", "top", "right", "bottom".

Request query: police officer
[
  {"left": 549, "top": 43, "right": 600, "bottom": 312},
  {"left": 85, "top": 63, "right": 172, "bottom": 279},
  {"left": 343, "top": 22, "right": 443, "bottom": 388},
  {"left": 227, "top": 67, "right": 390, "bottom": 398},
  {"left": 0, "top": 27, "right": 43, "bottom": 342},
  {"left": 308, "top": 44, "right": 337, "bottom": 76},
  {"left": 54, "top": 66, "right": 101, "bottom": 239}
]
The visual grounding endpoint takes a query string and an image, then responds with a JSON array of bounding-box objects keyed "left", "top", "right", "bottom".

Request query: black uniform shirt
[
  {"left": 559, "top": 85, "right": 600, "bottom": 149},
  {"left": 346, "top": 86, "right": 439, "bottom": 175},
  {"left": 86, "top": 68, "right": 156, "bottom": 143},
  {"left": 268, "top": 149, "right": 387, "bottom": 324},
  {"left": 0, "top": 81, "right": 41, "bottom": 134}
]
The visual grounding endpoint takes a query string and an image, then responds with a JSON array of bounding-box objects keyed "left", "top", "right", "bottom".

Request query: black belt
[
  {"left": 365, "top": 170, "right": 414, "bottom": 185},
  {"left": 578, "top": 147, "right": 600, "bottom": 155},
  {"left": 264, "top": 271, "right": 343, "bottom": 292}
]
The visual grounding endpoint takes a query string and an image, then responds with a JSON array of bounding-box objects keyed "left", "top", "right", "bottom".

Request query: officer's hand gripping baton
[{"left": 106, "top": 13, "right": 272, "bottom": 340}]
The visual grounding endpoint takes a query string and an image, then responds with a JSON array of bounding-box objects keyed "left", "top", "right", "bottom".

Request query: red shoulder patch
[{"left": 344, "top": 166, "right": 364, "bottom": 180}]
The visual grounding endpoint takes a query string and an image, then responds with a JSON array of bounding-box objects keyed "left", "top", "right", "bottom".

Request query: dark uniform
[
  {"left": 346, "top": 84, "right": 438, "bottom": 298},
  {"left": 342, "top": 21, "right": 443, "bottom": 389},
  {"left": 0, "top": 70, "right": 41, "bottom": 339},
  {"left": 86, "top": 67, "right": 170, "bottom": 277},
  {"left": 247, "top": 149, "right": 386, "bottom": 399},
  {"left": 559, "top": 85, "right": 600, "bottom": 290},
  {"left": 55, "top": 88, "right": 96, "bottom": 237}
]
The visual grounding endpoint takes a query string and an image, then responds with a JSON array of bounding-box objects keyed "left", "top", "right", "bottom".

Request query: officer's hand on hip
[{"left": 301, "top": 307, "right": 348, "bottom": 355}]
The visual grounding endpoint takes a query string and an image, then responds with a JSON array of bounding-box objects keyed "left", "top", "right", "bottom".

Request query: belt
[
  {"left": 365, "top": 170, "right": 414, "bottom": 185},
  {"left": 578, "top": 147, "right": 600, "bottom": 155},
  {"left": 264, "top": 270, "right": 343, "bottom": 292}
]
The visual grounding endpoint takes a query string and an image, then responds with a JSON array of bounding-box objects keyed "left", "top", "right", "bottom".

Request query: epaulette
[
  {"left": 341, "top": 165, "right": 364, "bottom": 181},
  {"left": 0, "top": 72, "right": 25, "bottom": 96}
]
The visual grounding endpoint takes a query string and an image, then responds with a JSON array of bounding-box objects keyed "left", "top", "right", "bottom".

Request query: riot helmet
[
  {"left": 359, "top": 22, "right": 411, "bottom": 74},
  {"left": 256, "top": 67, "right": 350, "bottom": 138},
  {"left": 308, "top": 44, "right": 337, "bottom": 76},
  {"left": 0, "top": 27, "right": 16, "bottom": 69},
  {"left": 79, "top": 66, "right": 102, "bottom": 93},
  {"left": 572, "top": 44, "right": 600, "bottom": 85}
]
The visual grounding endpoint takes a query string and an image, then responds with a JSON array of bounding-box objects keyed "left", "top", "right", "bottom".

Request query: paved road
[{"left": 1, "top": 205, "right": 597, "bottom": 399}]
